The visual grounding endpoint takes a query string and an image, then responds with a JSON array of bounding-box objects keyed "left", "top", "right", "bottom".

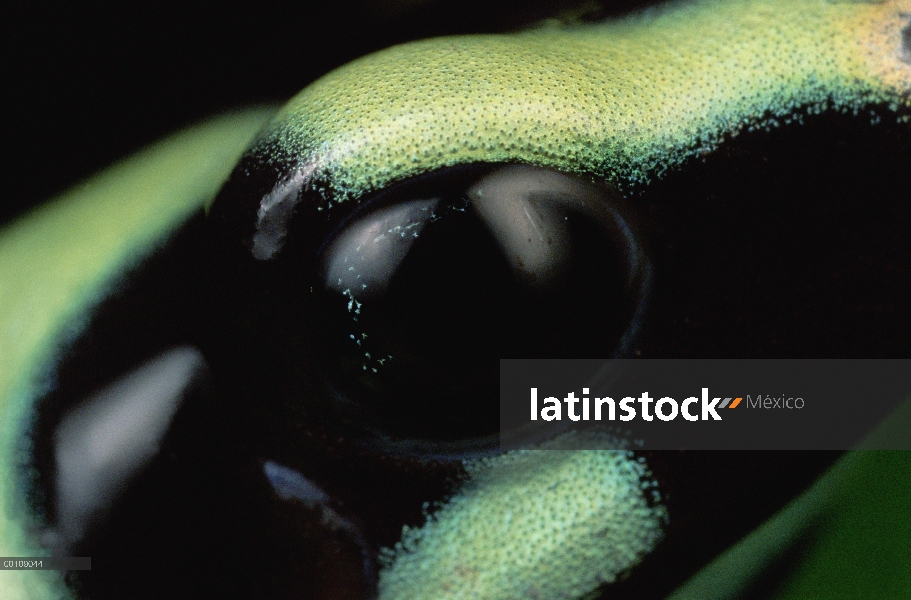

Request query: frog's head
[{"left": 2, "top": 1, "right": 910, "bottom": 599}]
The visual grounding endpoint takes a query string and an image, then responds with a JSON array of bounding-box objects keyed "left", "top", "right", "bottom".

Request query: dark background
[{"left": 3, "top": 1, "right": 660, "bottom": 226}]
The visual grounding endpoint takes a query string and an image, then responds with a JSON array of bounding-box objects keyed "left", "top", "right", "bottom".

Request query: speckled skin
[
  {"left": 259, "top": 0, "right": 910, "bottom": 199},
  {"left": 379, "top": 433, "right": 666, "bottom": 599},
  {"left": 0, "top": 0, "right": 909, "bottom": 598}
]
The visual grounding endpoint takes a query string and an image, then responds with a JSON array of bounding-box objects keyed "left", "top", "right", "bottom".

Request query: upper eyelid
[{"left": 253, "top": 0, "right": 910, "bottom": 208}]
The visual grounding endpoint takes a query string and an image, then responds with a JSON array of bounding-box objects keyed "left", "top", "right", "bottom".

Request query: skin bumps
[
  {"left": 259, "top": 0, "right": 910, "bottom": 199},
  {"left": 378, "top": 432, "right": 666, "bottom": 600}
]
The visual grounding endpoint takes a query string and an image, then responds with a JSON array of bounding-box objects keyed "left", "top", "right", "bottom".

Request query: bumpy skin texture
[
  {"left": 1, "top": 0, "right": 910, "bottom": 598},
  {"left": 379, "top": 433, "right": 666, "bottom": 599},
  {"left": 260, "top": 0, "right": 910, "bottom": 199}
]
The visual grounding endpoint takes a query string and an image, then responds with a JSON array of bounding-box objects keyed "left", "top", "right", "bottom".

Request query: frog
[{"left": 1, "top": 0, "right": 910, "bottom": 599}]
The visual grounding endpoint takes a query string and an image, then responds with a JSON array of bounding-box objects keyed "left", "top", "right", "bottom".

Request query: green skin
[{"left": 1, "top": 0, "right": 910, "bottom": 598}]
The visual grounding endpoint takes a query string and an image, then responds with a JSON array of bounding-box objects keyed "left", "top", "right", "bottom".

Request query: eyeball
[{"left": 206, "top": 163, "right": 650, "bottom": 458}]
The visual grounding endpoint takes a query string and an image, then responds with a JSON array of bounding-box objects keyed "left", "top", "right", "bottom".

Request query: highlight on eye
[{"left": 208, "top": 161, "right": 651, "bottom": 456}]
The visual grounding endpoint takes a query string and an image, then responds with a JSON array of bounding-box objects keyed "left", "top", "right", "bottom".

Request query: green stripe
[{"left": 0, "top": 108, "right": 273, "bottom": 600}]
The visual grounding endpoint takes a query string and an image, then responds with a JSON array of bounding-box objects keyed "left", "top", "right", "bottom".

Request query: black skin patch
[
  {"left": 579, "top": 105, "right": 911, "bottom": 600},
  {"left": 630, "top": 105, "right": 911, "bottom": 361},
  {"left": 29, "top": 214, "right": 211, "bottom": 523}
]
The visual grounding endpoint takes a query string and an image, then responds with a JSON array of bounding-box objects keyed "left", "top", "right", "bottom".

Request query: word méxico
[
  {"left": 747, "top": 395, "right": 805, "bottom": 409},
  {"left": 529, "top": 388, "right": 737, "bottom": 422}
]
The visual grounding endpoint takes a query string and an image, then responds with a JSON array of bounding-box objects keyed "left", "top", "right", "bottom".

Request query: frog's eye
[{"left": 206, "top": 163, "right": 649, "bottom": 456}]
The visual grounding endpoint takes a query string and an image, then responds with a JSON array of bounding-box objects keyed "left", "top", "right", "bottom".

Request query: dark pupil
[{"left": 314, "top": 169, "right": 639, "bottom": 442}]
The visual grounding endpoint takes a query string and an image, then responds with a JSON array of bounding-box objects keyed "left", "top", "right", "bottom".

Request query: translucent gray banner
[{"left": 500, "top": 359, "right": 911, "bottom": 450}]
